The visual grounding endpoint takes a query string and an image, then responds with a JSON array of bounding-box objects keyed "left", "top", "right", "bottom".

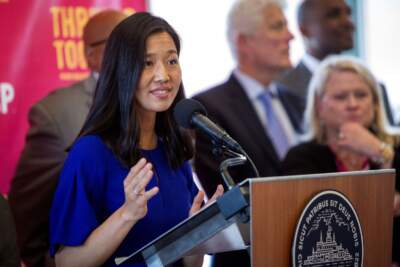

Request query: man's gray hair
[{"left": 226, "top": 0, "right": 287, "bottom": 60}]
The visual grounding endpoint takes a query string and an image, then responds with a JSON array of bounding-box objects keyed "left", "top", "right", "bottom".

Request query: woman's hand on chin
[{"left": 336, "top": 122, "right": 381, "bottom": 158}]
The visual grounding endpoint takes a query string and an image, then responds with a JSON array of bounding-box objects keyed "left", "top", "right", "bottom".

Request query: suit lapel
[
  {"left": 276, "top": 85, "right": 304, "bottom": 133},
  {"left": 277, "top": 60, "right": 313, "bottom": 100},
  {"left": 295, "top": 61, "right": 313, "bottom": 97}
]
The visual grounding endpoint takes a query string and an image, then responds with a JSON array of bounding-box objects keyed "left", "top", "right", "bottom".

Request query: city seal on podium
[{"left": 292, "top": 190, "right": 363, "bottom": 267}]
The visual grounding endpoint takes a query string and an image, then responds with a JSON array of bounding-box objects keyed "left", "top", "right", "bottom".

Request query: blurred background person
[
  {"left": 8, "top": 10, "right": 127, "bottom": 267},
  {"left": 279, "top": 0, "right": 354, "bottom": 99},
  {"left": 0, "top": 194, "right": 20, "bottom": 267},
  {"left": 278, "top": 0, "right": 396, "bottom": 126},
  {"left": 282, "top": 55, "right": 400, "bottom": 265},
  {"left": 193, "top": 0, "right": 303, "bottom": 266},
  {"left": 49, "top": 12, "right": 223, "bottom": 267}
]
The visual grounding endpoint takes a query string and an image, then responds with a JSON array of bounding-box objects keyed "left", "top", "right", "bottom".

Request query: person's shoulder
[
  {"left": 62, "top": 135, "right": 118, "bottom": 177},
  {"left": 73, "top": 135, "right": 106, "bottom": 150},
  {"left": 193, "top": 74, "right": 239, "bottom": 102},
  {"left": 28, "top": 78, "right": 93, "bottom": 125},
  {"left": 279, "top": 66, "right": 298, "bottom": 81},
  {"left": 280, "top": 62, "right": 309, "bottom": 81},
  {"left": 193, "top": 83, "right": 229, "bottom": 101},
  {"left": 284, "top": 141, "right": 319, "bottom": 165},
  {"left": 37, "top": 79, "right": 89, "bottom": 106},
  {"left": 282, "top": 140, "right": 332, "bottom": 175},
  {"left": 181, "top": 160, "right": 192, "bottom": 173},
  {"left": 69, "top": 135, "right": 111, "bottom": 161},
  {"left": 278, "top": 62, "right": 311, "bottom": 90},
  {"left": 288, "top": 140, "right": 328, "bottom": 156},
  {"left": 276, "top": 83, "right": 303, "bottom": 99},
  {"left": 192, "top": 86, "right": 229, "bottom": 117}
]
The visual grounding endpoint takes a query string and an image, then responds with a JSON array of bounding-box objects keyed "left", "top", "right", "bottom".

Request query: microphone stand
[
  {"left": 219, "top": 149, "right": 247, "bottom": 190},
  {"left": 213, "top": 144, "right": 256, "bottom": 234},
  {"left": 211, "top": 142, "right": 260, "bottom": 191}
]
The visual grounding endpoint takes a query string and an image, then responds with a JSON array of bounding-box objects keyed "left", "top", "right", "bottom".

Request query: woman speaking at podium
[
  {"left": 49, "top": 12, "right": 222, "bottom": 267},
  {"left": 282, "top": 55, "right": 400, "bottom": 265}
]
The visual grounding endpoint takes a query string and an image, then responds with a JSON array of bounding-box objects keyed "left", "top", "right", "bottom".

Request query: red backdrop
[{"left": 0, "top": 0, "right": 147, "bottom": 194}]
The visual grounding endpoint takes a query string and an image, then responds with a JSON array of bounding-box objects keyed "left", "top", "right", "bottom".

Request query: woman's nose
[
  {"left": 347, "top": 94, "right": 358, "bottom": 108},
  {"left": 154, "top": 63, "right": 169, "bottom": 83}
]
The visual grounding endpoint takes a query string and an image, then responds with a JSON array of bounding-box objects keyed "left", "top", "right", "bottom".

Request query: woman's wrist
[
  {"left": 119, "top": 204, "right": 140, "bottom": 224},
  {"left": 371, "top": 141, "right": 394, "bottom": 167}
]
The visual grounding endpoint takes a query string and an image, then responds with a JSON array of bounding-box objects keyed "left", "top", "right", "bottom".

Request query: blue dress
[{"left": 49, "top": 135, "right": 198, "bottom": 266}]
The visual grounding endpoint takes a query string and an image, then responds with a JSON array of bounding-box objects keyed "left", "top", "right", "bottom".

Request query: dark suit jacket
[
  {"left": 193, "top": 73, "right": 304, "bottom": 197},
  {"left": 8, "top": 76, "right": 96, "bottom": 267},
  {"left": 278, "top": 61, "right": 311, "bottom": 101},
  {"left": 279, "top": 60, "right": 397, "bottom": 126}
]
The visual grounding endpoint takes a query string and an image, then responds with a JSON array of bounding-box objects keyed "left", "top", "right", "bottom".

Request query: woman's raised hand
[
  {"left": 121, "top": 158, "right": 159, "bottom": 222},
  {"left": 189, "top": 184, "right": 224, "bottom": 216},
  {"left": 336, "top": 122, "right": 381, "bottom": 157}
]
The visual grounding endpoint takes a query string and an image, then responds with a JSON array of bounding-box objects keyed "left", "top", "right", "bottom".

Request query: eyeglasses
[{"left": 89, "top": 38, "right": 108, "bottom": 47}]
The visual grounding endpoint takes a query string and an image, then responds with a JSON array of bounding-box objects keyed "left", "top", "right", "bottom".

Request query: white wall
[{"left": 364, "top": 0, "right": 400, "bottom": 122}]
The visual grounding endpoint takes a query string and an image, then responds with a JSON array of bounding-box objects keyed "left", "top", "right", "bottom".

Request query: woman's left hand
[
  {"left": 189, "top": 184, "right": 224, "bottom": 216},
  {"left": 182, "top": 185, "right": 223, "bottom": 267},
  {"left": 336, "top": 122, "right": 382, "bottom": 158}
]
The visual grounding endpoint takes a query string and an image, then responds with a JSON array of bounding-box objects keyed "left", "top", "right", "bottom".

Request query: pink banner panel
[{"left": 0, "top": 0, "right": 147, "bottom": 194}]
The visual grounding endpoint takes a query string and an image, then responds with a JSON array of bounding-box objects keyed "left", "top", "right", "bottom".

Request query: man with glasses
[{"left": 8, "top": 10, "right": 127, "bottom": 267}]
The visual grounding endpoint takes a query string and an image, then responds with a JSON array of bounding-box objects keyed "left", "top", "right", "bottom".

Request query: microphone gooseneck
[
  {"left": 173, "top": 99, "right": 242, "bottom": 153},
  {"left": 173, "top": 99, "right": 260, "bottom": 189}
]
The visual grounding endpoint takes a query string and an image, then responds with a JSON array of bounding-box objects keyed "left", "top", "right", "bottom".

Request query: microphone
[{"left": 173, "top": 99, "right": 242, "bottom": 153}]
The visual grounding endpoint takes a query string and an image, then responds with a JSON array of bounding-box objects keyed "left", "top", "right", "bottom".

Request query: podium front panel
[{"left": 249, "top": 170, "right": 394, "bottom": 267}]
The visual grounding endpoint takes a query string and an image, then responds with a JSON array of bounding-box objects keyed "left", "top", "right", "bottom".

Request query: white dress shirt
[{"left": 233, "top": 68, "right": 298, "bottom": 148}]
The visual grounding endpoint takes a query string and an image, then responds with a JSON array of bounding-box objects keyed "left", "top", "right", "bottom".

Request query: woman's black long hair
[{"left": 78, "top": 12, "right": 193, "bottom": 169}]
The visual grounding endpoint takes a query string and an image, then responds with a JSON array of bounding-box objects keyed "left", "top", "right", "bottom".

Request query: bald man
[
  {"left": 278, "top": 0, "right": 354, "bottom": 100},
  {"left": 8, "top": 10, "right": 127, "bottom": 267}
]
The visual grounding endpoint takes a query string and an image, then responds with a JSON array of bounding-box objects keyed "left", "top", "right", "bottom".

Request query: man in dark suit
[
  {"left": 278, "top": 0, "right": 396, "bottom": 125},
  {"left": 8, "top": 10, "right": 127, "bottom": 267},
  {"left": 193, "top": 0, "right": 303, "bottom": 265},
  {"left": 279, "top": 0, "right": 354, "bottom": 99}
]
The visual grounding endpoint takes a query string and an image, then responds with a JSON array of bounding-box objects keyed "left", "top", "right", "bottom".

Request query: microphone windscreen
[{"left": 173, "top": 99, "right": 207, "bottom": 129}]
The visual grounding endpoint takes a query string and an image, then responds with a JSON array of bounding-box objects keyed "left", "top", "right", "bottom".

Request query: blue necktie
[{"left": 258, "top": 91, "right": 290, "bottom": 159}]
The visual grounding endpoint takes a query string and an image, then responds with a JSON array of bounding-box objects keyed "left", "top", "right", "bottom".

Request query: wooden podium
[
  {"left": 251, "top": 169, "right": 395, "bottom": 267},
  {"left": 116, "top": 169, "right": 395, "bottom": 266}
]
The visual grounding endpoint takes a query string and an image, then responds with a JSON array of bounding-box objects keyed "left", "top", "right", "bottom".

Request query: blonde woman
[{"left": 282, "top": 55, "right": 400, "bottom": 264}]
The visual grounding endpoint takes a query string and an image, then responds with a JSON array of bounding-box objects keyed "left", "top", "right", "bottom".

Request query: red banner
[{"left": 0, "top": 0, "right": 146, "bottom": 194}]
